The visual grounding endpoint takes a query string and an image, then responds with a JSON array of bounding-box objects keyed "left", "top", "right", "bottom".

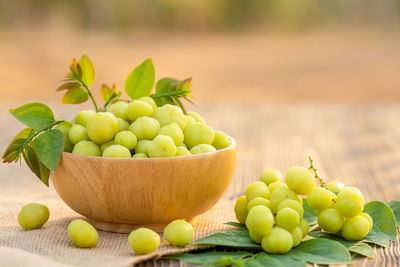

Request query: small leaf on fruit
[
  {"left": 61, "top": 88, "right": 88, "bottom": 104},
  {"left": 223, "top": 221, "right": 247, "bottom": 229},
  {"left": 125, "top": 58, "right": 155, "bottom": 99},
  {"left": 155, "top": 77, "right": 179, "bottom": 93},
  {"left": 79, "top": 54, "right": 95, "bottom": 86},
  {"left": 9, "top": 103, "right": 55, "bottom": 130},
  {"left": 57, "top": 82, "right": 81, "bottom": 91},
  {"left": 34, "top": 129, "right": 64, "bottom": 172}
]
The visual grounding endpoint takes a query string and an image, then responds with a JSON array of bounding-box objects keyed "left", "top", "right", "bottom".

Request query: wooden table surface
[{"left": 1, "top": 102, "right": 399, "bottom": 266}]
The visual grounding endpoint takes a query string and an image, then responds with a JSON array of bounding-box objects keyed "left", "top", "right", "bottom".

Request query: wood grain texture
[{"left": 50, "top": 139, "right": 237, "bottom": 233}]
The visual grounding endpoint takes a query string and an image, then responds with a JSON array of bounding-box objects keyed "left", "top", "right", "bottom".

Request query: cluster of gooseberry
[
  {"left": 57, "top": 98, "right": 231, "bottom": 158},
  {"left": 234, "top": 167, "right": 312, "bottom": 254},
  {"left": 235, "top": 165, "right": 373, "bottom": 254},
  {"left": 309, "top": 180, "right": 373, "bottom": 241},
  {"left": 18, "top": 203, "right": 194, "bottom": 254}
]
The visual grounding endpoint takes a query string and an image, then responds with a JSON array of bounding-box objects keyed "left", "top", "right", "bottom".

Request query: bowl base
[{"left": 86, "top": 216, "right": 199, "bottom": 233}]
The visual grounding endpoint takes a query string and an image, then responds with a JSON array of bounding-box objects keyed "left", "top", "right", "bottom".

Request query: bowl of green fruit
[{"left": 3, "top": 55, "right": 237, "bottom": 233}]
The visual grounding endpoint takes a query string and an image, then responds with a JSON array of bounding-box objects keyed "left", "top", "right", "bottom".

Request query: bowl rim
[{"left": 61, "top": 136, "right": 237, "bottom": 162}]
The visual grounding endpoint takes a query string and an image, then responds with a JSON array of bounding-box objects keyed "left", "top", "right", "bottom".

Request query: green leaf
[
  {"left": 364, "top": 201, "right": 397, "bottom": 241},
  {"left": 33, "top": 129, "right": 64, "bottom": 172},
  {"left": 194, "top": 230, "right": 262, "bottom": 249},
  {"left": 125, "top": 58, "right": 155, "bottom": 99},
  {"left": 56, "top": 82, "right": 81, "bottom": 91},
  {"left": 302, "top": 198, "right": 317, "bottom": 224},
  {"left": 176, "top": 77, "right": 192, "bottom": 91},
  {"left": 2, "top": 128, "right": 35, "bottom": 163},
  {"left": 363, "top": 224, "right": 390, "bottom": 247},
  {"left": 309, "top": 231, "right": 374, "bottom": 258},
  {"left": 61, "top": 88, "right": 88, "bottom": 104},
  {"left": 23, "top": 144, "right": 50, "bottom": 186},
  {"left": 169, "top": 251, "right": 251, "bottom": 265},
  {"left": 9, "top": 103, "right": 55, "bottom": 130},
  {"left": 79, "top": 54, "right": 95, "bottom": 86},
  {"left": 255, "top": 254, "right": 306, "bottom": 267},
  {"left": 241, "top": 255, "right": 285, "bottom": 267},
  {"left": 388, "top": 200, "right": 400, "bottom": 227},
  {"left": 155, "top": 77, "right": 179, "bottom": 93},
  {"left": 223, "top": 222, "right": 247, "bottom": 229},
  {"left": 286, "top": 238, "right": 352, "bottom": 264}
]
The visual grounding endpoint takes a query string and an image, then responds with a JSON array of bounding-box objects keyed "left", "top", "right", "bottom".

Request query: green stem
[
  {"left": 150, "top": 90, "right": 190, "bottom": 99},
  {"left": 81, "top": 83, "right": 99, "bottom": 112},
  {"left": 19, "top": 121, "right": 64, "bottom": 155},
  {"left": 308, "top": 156, "right": 327, "bottom": 189}
]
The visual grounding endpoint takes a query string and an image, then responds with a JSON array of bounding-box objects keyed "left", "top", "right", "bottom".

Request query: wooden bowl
[{"left": 51, "top": 138, "right": 237, "bottom": 233}]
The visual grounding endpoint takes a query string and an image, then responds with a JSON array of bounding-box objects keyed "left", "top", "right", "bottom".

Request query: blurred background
[{"left": 0, "top": 0, "right": 400, "bottom": 105}]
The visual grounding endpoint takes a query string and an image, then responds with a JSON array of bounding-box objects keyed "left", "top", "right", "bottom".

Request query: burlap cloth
[{"left": 0, "top": 162, "right": 236, "bottom": 267}]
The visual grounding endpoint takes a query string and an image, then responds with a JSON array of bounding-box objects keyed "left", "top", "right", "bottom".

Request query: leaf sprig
[{"left": 57, "top": 55, "right": 194, "bottom": 113}]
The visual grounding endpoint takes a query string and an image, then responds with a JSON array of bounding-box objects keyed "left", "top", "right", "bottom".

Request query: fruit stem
[
  {"left": 308, "top": 156, "right": 328, "bottom": 189},
  {"left": 81, "top": 82, "right": 99, "bottom": 112}
]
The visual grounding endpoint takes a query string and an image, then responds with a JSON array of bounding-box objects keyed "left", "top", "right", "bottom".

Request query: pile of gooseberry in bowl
[{"left": 3, "top": 55, "right": 237, "bottom": 233}]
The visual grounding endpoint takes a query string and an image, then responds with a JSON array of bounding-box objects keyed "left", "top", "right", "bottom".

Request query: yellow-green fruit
[
  {"left": 262, "top": 227, "right": 293, "bottom": 254},
  {"left": 87, "top": 112, "right": 119, "bottom": 144},
  {"left": 159, "top": 123, "right": 184, "bottom": 146},
  {"left": 276, "top": 207, "right": 300, "bottom": 231},
  {"left": 183, "top": 122, "right": 215, "bottom": 149},
  {"left": 317, "top": 208, "right": 344, "bottom": 234},
  {"left": 68, "top": 124, "right": 89, "bottom": 144},
  {"left": 336, "top": 187, "right": 365, "bottom": 218},
  {"left": 268, "top": 181, "right": 287, "bottom": 193},
  {"left": 163, "top": 219, "right": 194, "bottom": 247},
  {"left": 187, "top": 111, "right": 205, "bottom": 123},
  {"left": 247, "top": 197, "right": 271, "bottom": 211},
  {"left": 270, "top": 186, "right": 297, "bottom": 214},
  {"left": 307, "top": 187, "right": 333, "bottom": 211},
  {"left": 72, "top": 140, "right": 101, "bottom": 156},
  {"left": 189, "top": 144, "right": 216, "bottom": 154},
  {"left": 139, "top": 96, "right": 157, "bottom": 111},
  {"left": 75, "top": 110, "right": 95, "bottom": 127},
  {"left": 148, "top": 135, "right": 177, "bottom": 158},
  {"left": 128, "top": 228, "right": 160, "bottom": 254},
  {"left": 55, "top": 122, "right": 73, "bottom": 152},
  {"left": 135, "top": 139, "right": 152, "bottom": 155},
  {"left": 341, "top": 216, "right": 370, "bottom": 241},
  {"left": 117, "top": 118, "right": 130, "bottom": 131},
  {"left": 175, "top": 146, "right": 191, "bottom": 156},
  {"left": 285, "top": 167, "right": 316, "bottom": 195},
  {"left": 327, "top": 180, "right": 345, "bottom": 193},
  {"left": 127, "top": 100, "right": 154, "bottom": 121},
  {"left": 245, "top": 205, "right": 274, "bottom": 236},
  {"left": 260, "top": 168, "right": 283, "bottom": 186},
  {"left": 18, "top": 203, "right": 49, "bottom": 230},
  {"left": 100, "top": 140, "right": 115, "bottom": 154},
  {"left": 114, "top": 131, "right": 137, "bottom": 150},
  {"left": 67, "top": 219, "right": 99, "bottom": 248},
  {"left": 103, "top": 144, "right": 131, "bottom": 158},
  {"left": 234, "top": 196, "right": 248, "bottom": 224},
  {"left": 277, "top": 199, "right": 304, "bottom": 217},
  {"left": 249, "top": 230, "right": 263, "bottom": 244},
  {"left": 245, "top": 181, "right": 271, "bottom": 202},
  {"left": 290, "top": 227, "right": 303, "bottom": 247},
  {"left": 299, "top": 219, "right": 310, "bottom": 238},
  {"left": 154, "top": 104, "right": 188, "bottom": 130},
  {"left": 212, "top": 130, "right": 231, "bottom": 150},
  {"left": 132, "top": 153, "right": 148, "bottom": 158},
  {"left": 186, "top": 115, "right": 196, "bottom": 124},
  {"left": 360, "top": 213, "right": 373, "bottom": 230},
  {"left": 107, "top": 101, "right": 129, "bottom": 121},
  {"left": 129, "top": 117, "right": 160, "bottom": 140}
]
